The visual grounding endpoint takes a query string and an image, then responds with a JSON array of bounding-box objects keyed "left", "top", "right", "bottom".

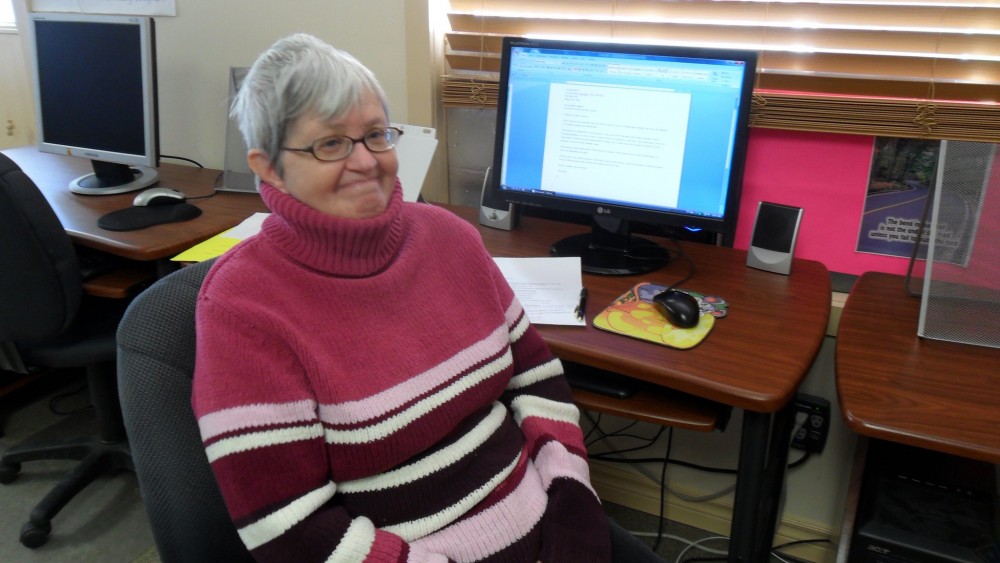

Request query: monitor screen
[
  {"left": 491, "top": 37, "right": 757, "bottom": 274},
  {"left": 29, "top": 13, "right": 159, "bottom": 195}
]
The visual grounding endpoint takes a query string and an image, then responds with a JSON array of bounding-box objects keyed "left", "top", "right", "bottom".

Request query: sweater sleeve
[
  {"left": 192, "top": 294, "right": 452, "bottom": 563},
  {"left": 490, "top": 264, "right": 612, "bottom": 563}
]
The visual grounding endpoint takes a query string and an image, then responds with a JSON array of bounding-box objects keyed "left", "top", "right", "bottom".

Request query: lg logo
[{"left": 596, "top": 207, "right": 611, "bottom": 215}]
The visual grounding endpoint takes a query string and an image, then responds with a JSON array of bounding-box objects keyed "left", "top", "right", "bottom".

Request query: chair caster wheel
[
  {"left": 20, "top": 520, "right": 52, "bottom": 548},
  {"left": 0, "top": 461, "right": 21, "bottom": 484}
]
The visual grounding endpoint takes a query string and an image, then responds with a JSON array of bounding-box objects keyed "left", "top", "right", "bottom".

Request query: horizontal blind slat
[{"left": 442, "top": 0, "right": 1000, "bottom": 138}]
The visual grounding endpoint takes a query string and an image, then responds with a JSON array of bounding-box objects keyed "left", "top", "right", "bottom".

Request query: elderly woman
[{"left": 192, "top": 33, "right": 660, "bottom": 563}]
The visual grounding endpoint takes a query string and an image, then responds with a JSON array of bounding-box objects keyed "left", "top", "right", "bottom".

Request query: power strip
[{"left": 791, "top": 393, "right": 831, "bottom": 454}]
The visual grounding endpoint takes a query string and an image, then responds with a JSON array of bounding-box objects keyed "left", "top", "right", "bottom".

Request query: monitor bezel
[
  {"left": 489, "top": 36, "right": 758, "bottom": 243},
  {"left": 28, "top": 12, "right": 159, "bottom": 193}
]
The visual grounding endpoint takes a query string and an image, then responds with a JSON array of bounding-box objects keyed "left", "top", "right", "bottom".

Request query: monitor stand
[
  {"left": 70, "top": 160, "right": 158, "bottom": 195},
  {"left": 550, "top": 215, "right": 670, "bottom": 275}
]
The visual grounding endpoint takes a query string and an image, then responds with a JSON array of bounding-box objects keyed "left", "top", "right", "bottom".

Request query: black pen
[{"left": 575, "top": 287, "right": 588, "bottom": 321}]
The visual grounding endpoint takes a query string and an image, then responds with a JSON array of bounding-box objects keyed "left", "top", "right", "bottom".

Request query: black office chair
[
  {"left": 0, "top": 152, "right": 133, "bottom": 548},
  {"left": 117, "top": 258, "right": 253, "bottom": 562}
]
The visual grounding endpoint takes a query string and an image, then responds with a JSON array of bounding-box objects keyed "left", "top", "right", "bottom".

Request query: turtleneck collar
[{"left": 257, "top": 179, "right": 406, "bottom": 277}]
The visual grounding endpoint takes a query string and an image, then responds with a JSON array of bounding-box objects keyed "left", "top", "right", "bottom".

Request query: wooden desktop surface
[
  {"left": 836, "top": 271, "right": 1000, "bottom": 464},
  {"left": 3, "top": 146, "right": 268, "bottom": 262},
  {"left": 447, "top": 205, "right": 832, "bottom": 414}
]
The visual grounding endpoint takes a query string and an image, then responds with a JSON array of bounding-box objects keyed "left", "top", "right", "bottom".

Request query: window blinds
[{"left": 441, "top": 0, "right": 1000, "bottom": 141}]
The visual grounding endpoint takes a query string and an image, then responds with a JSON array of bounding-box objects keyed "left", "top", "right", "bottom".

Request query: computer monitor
[
  {"left": 29, "top": 12, "right": 159, "bottom": 195},
  {"left": 491, "top": 37, "right": 757, "bottom": 275}
]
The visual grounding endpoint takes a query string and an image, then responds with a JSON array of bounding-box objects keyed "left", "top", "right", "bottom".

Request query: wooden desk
[
  {"left": 836, "top": 271, "right": 1000, "bottom": 463},
  {"left": 835, "top": 272, "right": 1000, "bottom": 561},
  {"left": 450, "top": 205, "right": 833, "bottom": 562},
  {"left": 2, "top": 146, "right": 268, "bottom": 263}
]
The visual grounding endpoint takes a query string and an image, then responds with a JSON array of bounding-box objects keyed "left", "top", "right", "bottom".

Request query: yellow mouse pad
[{"left": 593, "top": 282, "right": 725, "bottom": 350}]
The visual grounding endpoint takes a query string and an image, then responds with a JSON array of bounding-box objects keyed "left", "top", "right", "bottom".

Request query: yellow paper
[
  {"left": 172, "top": 212, "right": 268, "bottom": 262},
  {"left": 171, "top": 232, "right": 242, "bottom": 262}
]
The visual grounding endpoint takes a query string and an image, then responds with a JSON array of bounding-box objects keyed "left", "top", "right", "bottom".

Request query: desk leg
[
  {"left": 728, "top": 404, "right": 795, "bottom": 563},
  {"left": 155, "top": 258, "right": 180, "bottom": 279}
]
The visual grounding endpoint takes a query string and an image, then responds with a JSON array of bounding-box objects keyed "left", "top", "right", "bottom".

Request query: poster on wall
[
  {"left": 856, "top": 137, "right": 940, "bottom": 259},
  {"left": 31, "top": 0, "right": 176, "bottom": 16}
]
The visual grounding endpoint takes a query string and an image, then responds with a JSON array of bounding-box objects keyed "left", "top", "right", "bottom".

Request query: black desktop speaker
[
  {"left": 478, "top": 167, "right": 519, "bottom": 231},
  {"left": 746, "top": 201, "right": 803, "bottom": 275}
]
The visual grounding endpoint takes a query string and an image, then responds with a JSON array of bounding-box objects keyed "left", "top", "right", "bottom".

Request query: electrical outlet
[{"left": 791, "top": 393, "right": 830, "bottom": 454}]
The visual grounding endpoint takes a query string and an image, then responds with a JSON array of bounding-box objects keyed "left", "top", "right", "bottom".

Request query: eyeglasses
[{"left": 281, "top": 127, "right": 403, "bottom": 162}]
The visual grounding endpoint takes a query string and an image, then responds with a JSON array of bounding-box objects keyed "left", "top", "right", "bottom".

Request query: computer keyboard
[{"left": 562, "top": 361, "right": 640, "bottom": 399}]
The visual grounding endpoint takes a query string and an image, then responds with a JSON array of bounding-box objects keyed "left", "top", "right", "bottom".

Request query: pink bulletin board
[{"left": 733, "top": 128, "right": 913, "bottom": 276}]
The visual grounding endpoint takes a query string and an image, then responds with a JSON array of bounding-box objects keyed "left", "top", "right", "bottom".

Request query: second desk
[{"left": 4, "top": 146, "right": 268, "bottom": 270}]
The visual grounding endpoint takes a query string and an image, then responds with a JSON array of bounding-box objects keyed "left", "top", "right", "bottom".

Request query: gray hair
[{"left": 231, "top": 33, "right": 389, "bottom": 176}]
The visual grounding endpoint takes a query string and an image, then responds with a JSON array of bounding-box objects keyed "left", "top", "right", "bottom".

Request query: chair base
[{"left": 0, "top": 431, "right": 133, "bottom": 548}]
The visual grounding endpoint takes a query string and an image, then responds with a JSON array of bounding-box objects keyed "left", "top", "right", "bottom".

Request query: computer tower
[{"left": 849, "top": 440, "right": 1000, "bottom": 562}]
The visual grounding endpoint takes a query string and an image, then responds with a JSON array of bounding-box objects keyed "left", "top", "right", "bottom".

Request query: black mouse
[{"left": 652, "top": 289, "right": 701, "bottom": 328}]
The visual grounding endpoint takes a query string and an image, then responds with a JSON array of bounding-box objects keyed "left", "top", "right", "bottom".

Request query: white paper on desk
[
  {"left": 226, "top": 212, "right": 268, "bottom": 239},
  {"left": 493, "top": 257, "right": 585, "bottom": 326}
]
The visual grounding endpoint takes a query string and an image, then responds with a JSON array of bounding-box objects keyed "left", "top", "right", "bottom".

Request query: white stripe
[
  {"left": 326, "top": 517, "right": 376, "bottom": 563},
  {"left": 510, "top": 395, "right": 580, "bottom": 427},
  {"left": 238, "top": 482, "right": 336, "bottom": 550},
  {"left": 206, "top": 423, "right": 324, "bottom": 463},
  {"left": 507, "top": 358, "right": 563, "bottom": 390},
  {"left": 508, "top": 304, "right": 530, "bottom": 342},
  {"left": 338, "top": 402, "right": 507, "bottom": 494},
  {"left": 324, "top": 351, "right": 512, "bottom": 445},
  {"left": 384, "top": 454, "right": 520, "bottom": 541}
]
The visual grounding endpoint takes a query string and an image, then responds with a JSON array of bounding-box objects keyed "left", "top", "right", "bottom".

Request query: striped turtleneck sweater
[{"left": 192, "top": 181, "right": 611, "bottom": 562}]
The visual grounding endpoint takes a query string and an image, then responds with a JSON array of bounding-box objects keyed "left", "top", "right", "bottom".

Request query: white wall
[
  {"left": 4, "top": 0, "right": 443, "bottom": 197},
  {"left": 152, "top": 2, "right": 409, "bottom": 170},
  {"left": 0, "top": 1, "right": 34, "bottom": 148}
]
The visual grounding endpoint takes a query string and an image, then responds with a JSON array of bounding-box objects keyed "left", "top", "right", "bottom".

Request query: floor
[{"left": 0, "top": 372, "right": 793, "bottom": 563}]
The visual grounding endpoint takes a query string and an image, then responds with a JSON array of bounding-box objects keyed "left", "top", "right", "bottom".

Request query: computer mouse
[
  {"left": 652, "top": 289, "right": 701, "bottom": 328},
  {"left": 133, "top": 187, "right": 187, "bottom": 207}
]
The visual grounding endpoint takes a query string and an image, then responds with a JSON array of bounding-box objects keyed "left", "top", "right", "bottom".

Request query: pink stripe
[
  {"left": 410, "top": 460, "right": 548, "bottom": 561},
  {"left": 505, "top": 299, "right": 524, "bottom": 327},
  {"left": 198, "top": 399, "right": 316, "bottom": 440},
  {"left": 319, "top": 325, "right": 510, "bottom": 425},
  {"left": 533, "top": 441, "right": 597, "bottom": 496}
]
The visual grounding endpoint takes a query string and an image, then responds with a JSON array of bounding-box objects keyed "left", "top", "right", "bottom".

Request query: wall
[
  {"left": 3, "top": 0, "right": 446, "bottom": 200},
  {"left": 0, "top": 14, "right": 33, "bottom": 148},
  {"left": 587, "top": 337, "right": 855, "bottom": 563},
  {"left": 736, "top": 128, "right": 915, "bottom": 277}
]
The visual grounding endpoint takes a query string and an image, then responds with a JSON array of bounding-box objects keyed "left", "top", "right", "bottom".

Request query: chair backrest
[
  {"left": 117, "top": 258, "right": 253, "bottom": 563},
  {"left": 0, "top": 153, "right": 81, "bottom": 343}
]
